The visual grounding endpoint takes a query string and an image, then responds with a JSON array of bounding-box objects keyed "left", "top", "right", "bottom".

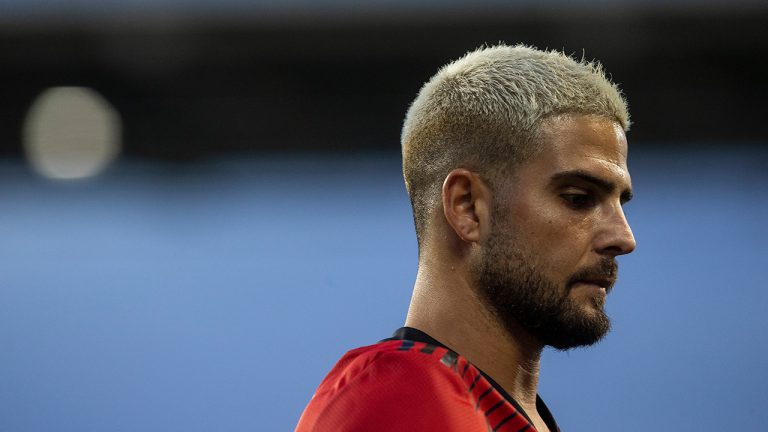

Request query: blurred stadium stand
[{"left": 1, "top": 1, "right": 766, "bottom": 160}]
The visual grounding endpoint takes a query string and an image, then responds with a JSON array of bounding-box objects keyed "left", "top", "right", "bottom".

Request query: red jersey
[{"left": 296, "top": 330, "right": 559, "bottom": 432}]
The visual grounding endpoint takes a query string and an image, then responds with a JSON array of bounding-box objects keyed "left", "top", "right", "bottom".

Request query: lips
[
  {"left": 573, "top": 277, "right": 616, "bottom": 294},
  {"left": 567, "top": 259, "right": 618, "bottom": 293}
]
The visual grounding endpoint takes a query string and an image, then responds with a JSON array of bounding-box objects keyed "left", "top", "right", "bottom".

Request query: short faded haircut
[{"left": 401, "top": 44, "right": 630, "bottom": 247}]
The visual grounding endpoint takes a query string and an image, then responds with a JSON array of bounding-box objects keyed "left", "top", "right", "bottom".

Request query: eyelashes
[{"left": 561, "top": 193, "right": 596, "bottom": 209}]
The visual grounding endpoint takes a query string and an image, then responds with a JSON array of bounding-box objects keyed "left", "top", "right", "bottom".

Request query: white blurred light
[{"left": 23, "top": 86, "right": 122, "bottom": 180}]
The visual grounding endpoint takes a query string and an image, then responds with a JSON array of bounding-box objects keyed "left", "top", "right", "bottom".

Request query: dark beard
[{"left": 474, "top": 223, "right": 615, "bottom": 350}]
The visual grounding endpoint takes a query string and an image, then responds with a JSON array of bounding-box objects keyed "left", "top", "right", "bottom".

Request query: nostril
[{"left": 600, "top": 245, "right": 626, "bottom": 257}]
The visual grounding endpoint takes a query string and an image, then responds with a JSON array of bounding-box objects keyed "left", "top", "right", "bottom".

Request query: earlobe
[{"left": 442, "top": 169, "right": 489, "bottom": 243}]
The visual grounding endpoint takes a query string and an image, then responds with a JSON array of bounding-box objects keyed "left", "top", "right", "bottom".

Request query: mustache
[{"left": 567, "top": 259, "right": 618, "bottom": 292}]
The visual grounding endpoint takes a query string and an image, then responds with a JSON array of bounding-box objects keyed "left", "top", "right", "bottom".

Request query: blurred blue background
[
  {"left": 2, "top": 147, "right": 767, "bottom": 431},
  {"left": 1, "top": 1, "right": 768, "bottom": 431}
]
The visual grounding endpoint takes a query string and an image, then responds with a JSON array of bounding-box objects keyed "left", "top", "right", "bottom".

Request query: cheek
[
  {"left": 511, "top": 200, "right": 591, "bottom": 273},
  {"left": 511, "top": 195, "right": 570, "bottom": 241}
]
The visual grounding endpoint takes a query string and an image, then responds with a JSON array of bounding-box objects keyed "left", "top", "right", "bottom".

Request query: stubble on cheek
[{"left": 473, "top": 224, "right": 613, "bottom": 350}]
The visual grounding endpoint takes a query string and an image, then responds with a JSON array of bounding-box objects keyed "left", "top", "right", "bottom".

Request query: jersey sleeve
[{"left": 295, "top": 342, "right": 488, "bottom": 432}]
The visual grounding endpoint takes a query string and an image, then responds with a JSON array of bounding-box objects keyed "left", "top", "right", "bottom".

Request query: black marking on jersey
[
  {"left": 475, "top": 387, "right": 494, "bottom": 410},
  {"left": 461, "top": 362, "right": 470, "bottom": 378},
  {"left": 440, "top": 350, "right": 458, "bottom": 370},
  {"left": 517, "top": 424, "right": 531, "bottom": 432},
  {"left": 485, "top": 400, "right": 505, "bottom": 416},
  {"left": 398, "top": 340, "right": 414, "bottom": 351},
  {"left": 493, "top": 412, "right": 519, "bottom": 431},
  {"left": 468, "top": 373, "right": 482, "bottom": 392},
  {"left": 420, "top": 344, "right": 437, "bottom": 354}
]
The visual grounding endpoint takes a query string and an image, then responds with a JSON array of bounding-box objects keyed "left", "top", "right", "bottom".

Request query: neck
[{"left": 405, "top": 259, "right": 545, "bottom": 413}]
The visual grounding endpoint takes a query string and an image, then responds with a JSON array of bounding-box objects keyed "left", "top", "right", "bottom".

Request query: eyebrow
[{"left": 550, "top": 169, "right": 634, "bottom": 204}]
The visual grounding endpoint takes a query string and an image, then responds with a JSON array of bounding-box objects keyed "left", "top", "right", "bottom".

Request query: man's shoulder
[
  {"left": 295, "top": 339, "right": 488, "bottom": 431},
  {"left": 318, "top": 339, "right": 469, "bottom": 396}
]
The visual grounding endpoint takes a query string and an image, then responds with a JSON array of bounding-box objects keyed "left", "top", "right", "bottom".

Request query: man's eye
[{"left": 561, "top": 194, "right": 595, "bottom": 209}]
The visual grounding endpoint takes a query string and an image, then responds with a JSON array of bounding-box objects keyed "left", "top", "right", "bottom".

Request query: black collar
[{"left": 386, "top": 327, "right": 559, "bottom": 432}]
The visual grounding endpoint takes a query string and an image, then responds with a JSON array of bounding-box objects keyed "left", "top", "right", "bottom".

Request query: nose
[{"left": 595, "top": 204, "right": 636, "bottom": 257}]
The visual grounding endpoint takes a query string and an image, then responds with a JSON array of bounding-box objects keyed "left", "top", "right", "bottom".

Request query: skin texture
[{"left": 405, "top": 113, "right": 636, "bottom": 432}]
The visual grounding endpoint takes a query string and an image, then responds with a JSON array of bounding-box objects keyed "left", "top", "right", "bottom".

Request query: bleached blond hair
[{"left": 401, "top": 44, "right": 630, "bottom": 247}]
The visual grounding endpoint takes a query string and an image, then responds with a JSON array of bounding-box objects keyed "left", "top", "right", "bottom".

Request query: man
[{"left": 296, "top": 44, "right": 636, "bottom": 432}]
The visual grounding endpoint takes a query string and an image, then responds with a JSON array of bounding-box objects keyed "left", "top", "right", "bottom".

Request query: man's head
[{"left": 401, "top": 44, "right": 635, "bottom": 349}]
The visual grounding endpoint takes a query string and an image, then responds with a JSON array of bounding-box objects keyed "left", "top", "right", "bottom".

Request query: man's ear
[{"left": 441, "top": 169, "right": 491, "bottom": 243}]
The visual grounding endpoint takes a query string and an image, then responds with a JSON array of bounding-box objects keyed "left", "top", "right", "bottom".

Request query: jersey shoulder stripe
[{"left": 296, "top": 339, "right": 536, "bottom": 432}]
